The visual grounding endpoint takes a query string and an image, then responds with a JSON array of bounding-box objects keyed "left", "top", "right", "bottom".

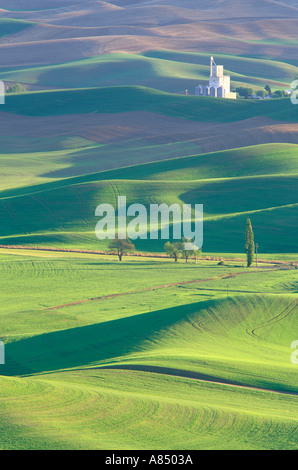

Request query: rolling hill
[
  {"left": 0, "top": 18, "right": 34, "bottom": 38},
  {"left": 0, "top": 86, "right": 297, "bottom": 254},
  {"left": 0, "top": 142, "right": 297, "bottom": 253},
  {"left": 0, "top": 248, "right": 297, "bottom": 450},
  {"left": 3, "top": 292, "right": 297, "bottom": 392},
  {"left": 1, "top": 0, "right": 298, "bottom": 67},
  {"left": 3, "top": 86, "right": 297, "bottom": 121},
  {"left": 0, "top": 366, "right": 296, "bottom": 450},
  {"left": 0, "top": 51, "right": 296, "bottom": 93},
  {"left": 0, "top": 0, "right": 297, "bottom": 453}
]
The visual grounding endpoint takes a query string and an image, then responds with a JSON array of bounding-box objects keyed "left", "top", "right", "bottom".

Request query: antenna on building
[{"left": 210, "top": 56, "right": 216, "bottom": 77}]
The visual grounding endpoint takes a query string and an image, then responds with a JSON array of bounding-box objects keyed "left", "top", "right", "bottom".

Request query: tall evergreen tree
[
  {"left": 265, "top": 84, "right": 272, "bottom": 96},
  {"left": 245, "top": 218, "right": 255, "bottom": 267}
]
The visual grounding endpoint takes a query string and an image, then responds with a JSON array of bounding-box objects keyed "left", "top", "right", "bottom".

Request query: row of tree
[
  {"left": 236, "top": 85, "right": 287, "bottom": 99},
  {"left": 108, "top": 237, "right": 201, "bottom": 263},
  {"left": 108, "top": 219, "right": 256, "bottom": 268},
  {"left": 5, "top": 83, "right": 27, "bottom": 94},
  {"left": 164, "top": 240, "right": 202, "bottom": 263}
]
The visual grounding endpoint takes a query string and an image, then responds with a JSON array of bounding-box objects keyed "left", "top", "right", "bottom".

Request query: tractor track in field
[
  {"left": 247, "top": 299, "right": 297, "bottom": 338},
  {"left": 44, "top": 267, "right": 279, "bottom": 311}
]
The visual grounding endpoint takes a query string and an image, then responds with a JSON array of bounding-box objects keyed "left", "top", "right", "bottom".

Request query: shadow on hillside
[{"left": 0, "top": 301, "right": 210, "bottom": 377}]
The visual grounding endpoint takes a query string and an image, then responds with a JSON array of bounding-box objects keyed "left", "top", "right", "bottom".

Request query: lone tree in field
[
  {"left": 164, "top": 241, "right": 183, "bottom": 262},
  {"left": 245, "top": 219, "right": 255, "bottom": 267},
  {"left": 109, "top": 236, "right": 135, "bottom": 261}
]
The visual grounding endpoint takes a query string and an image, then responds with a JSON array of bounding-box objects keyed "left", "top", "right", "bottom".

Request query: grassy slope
[
  {"left": 0, "top": 138, "right": 203, "bottom": 190},
  {"left": 2, "top": 142, "right": 298, "bottom": 190},
  {"left": 0, "top": 144, "right": 100, "bottom": 191},
  {"left": 0, "top": 143, "right": 297, "bottom": 253},
  {"left": 0, "top": 369, "right": 296, "bottom": 450},
  {"left": 0, "top": 176, "right": 297, "bottom": 252},
  {"left": 0, "top": 19, "right": 34, "bottom": 39},
  {"left": 3, "top": 85, "right": 297, "bottom": 121},
  {"left": 0, "top": 250, "right": 296, "bottom": 334},
  {"left": 0, "top": 88, "right": 297, "bottom": 254},
  {"left": 0, "top": 250, "right": 297, "bottom": 450},
  {"left": 0, "top": 51, "right": 296, "bottom": 91},
  {"left": 1, "top": 141, "right": 297, "bottom": 191},
  {"left": 143, "top": 50, "right": 298, "bottom": 84},
  {"left": 43, "top": 143, "right": 298, "bottom": 182},
  {"left": 1, "top": 369, "right": 297, "bottom": 450},
  {"left": 0, "top": 48, "right": 297, "bottom": 452},
  {"left": 3, "top": 292, "right": 297, "bottom": 392}
]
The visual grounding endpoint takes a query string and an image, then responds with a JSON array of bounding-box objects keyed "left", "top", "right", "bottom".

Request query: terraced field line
[{"left": 44, "top": 268, "right": 278, "bottom": 311}]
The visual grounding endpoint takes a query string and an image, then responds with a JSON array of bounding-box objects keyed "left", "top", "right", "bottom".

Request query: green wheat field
[{"left": 0, "top": 0, "right": 297, "bottom": 451}]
